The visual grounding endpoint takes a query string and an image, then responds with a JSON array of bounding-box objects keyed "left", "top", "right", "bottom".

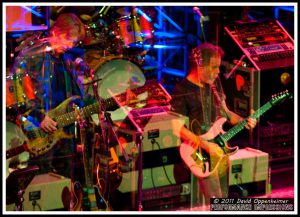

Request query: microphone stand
[
  {"left": 136, "top": 132, "right": 143, "bottom": 211},
  {"left": 199, "top": 15, "right": 206, "bottom": 43},
  {"left": 193, "top": 7, "right": 209, "bottom": 43},
  {"left": 224, "top": 54, "right": 246, "bottom": 79}
]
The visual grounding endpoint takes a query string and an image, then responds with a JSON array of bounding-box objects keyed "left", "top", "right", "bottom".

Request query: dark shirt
[
  {"left": 170, "top": 77, "right": 227, "bottom": 135},
  {"left": 12, "top": 42, "right": 90, "bottom": 123},
  {"left": 11, "top": 42, "right": 90, "bottom": 177}
]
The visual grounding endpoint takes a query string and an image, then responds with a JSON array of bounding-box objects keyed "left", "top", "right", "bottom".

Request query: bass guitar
[
  {"left": 21, "top": 95, "right": 117, "bottom": 157},
  {"left": 180, "top": 90, "right": 292, "bottom": 178}
]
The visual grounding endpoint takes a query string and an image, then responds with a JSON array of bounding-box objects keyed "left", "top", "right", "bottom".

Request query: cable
[
  {"left": 151, "top": 139, "right": 174, "bottom": 186},
  {"left": 150, "top": 142, "right": 157, "bottom": 189},
  {"left": 32, "top": 200, "right": 42, "bottom": 211},
  {"left": 234, "top": 173, "right": 248, "bottom": 197}
]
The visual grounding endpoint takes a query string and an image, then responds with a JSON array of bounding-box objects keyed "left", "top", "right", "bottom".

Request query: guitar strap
[
  {"left": 210, "top": 83, "right": 221, "bottom": 118},
  {"left": 62, "top": 54, "right": 84, "bottom": 100},
  {"left": 42, "top": 53, "right": 51, "bottom": 112}
]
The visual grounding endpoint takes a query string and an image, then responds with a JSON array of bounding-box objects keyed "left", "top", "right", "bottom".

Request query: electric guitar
[
  {"left": 21, "top": 95, "right": 118, "bottom": 157},
  {"left": 180, "top": 90, "right": 292, "bottom": 178}
]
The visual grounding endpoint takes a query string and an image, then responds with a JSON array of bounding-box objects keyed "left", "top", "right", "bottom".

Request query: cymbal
[
  {"left": 80, "top": 14, "right": 92, "bottom": 23},
  {"left": 116, "top": 7, "right": 131, "bottom": 16}
]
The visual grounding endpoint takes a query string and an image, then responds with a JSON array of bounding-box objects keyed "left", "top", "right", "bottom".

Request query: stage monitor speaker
[
  {"left": 114, "top": 111, "right": 189, "bottom": 191},
  {"left": 7, "top": 173, "right": 71, "bottom": 211},
  {"left": 229, "top": 147, "right": 270, "bottom": 195}
]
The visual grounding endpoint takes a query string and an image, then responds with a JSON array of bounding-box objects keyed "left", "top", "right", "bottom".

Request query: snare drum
[{"left": 6, "top": 74, "right": 35, "bottom": 108}]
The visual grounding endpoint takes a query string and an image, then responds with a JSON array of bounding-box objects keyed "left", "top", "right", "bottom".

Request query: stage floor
[{"left": 175, "top": 167, "right": 295, "bottom": 212}]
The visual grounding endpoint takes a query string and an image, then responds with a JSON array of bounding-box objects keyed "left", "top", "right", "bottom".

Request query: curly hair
[{"left": 189, "top": 43, "right": 224, "bottom": 70}]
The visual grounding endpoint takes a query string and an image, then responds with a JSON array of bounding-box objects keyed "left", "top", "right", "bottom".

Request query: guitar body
[
  {"left": 94, "top": 185, "right": 112, "bottom": 211},
  {"left": 180, "top": 117, "right": 238, "bottom": 179},
  {"left": 180, "top": 142, "right": 210, "bottom": 178},
  {"left": 94, "top": 147, "right": 122, "bottom": 194},
  {"left": 77, "top": 112, "right": 112, "bottom": 211},
  {"left": 22, "top": 96, "right": 80, "bottom": 157}
]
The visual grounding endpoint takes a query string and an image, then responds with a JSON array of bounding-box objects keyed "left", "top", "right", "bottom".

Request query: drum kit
[
  {"left": 80, "top": 6, "right": 159, "bottom": 114},
  {"left": 82, "top": 6, "right": 156, "bottom": 70}
]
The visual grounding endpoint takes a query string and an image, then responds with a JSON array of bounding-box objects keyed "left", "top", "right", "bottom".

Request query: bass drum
[
  {"left": 6, "top": 121, "right": 30, "bottom": 178},
  {"left": 87, "top": 58, "right": 146, "bottom": 124}
]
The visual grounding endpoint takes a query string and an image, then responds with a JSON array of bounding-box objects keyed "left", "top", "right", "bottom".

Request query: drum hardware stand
[
  {"left": 84, "top": 65, "right": 127, "bottom": 207},
  {"left": 135, "top": 132, "right": 144, "bottom": 211}
]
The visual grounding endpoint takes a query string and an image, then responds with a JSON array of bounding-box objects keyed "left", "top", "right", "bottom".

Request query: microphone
[
  {"left": 74, "top": 58, "right": 103, "bottom": 85},
  {"left": 192, "top": 7, "right": 209, "bottom": 22},
  {"left": 193, "top": 6, "right": 204, "bottom": 17}
]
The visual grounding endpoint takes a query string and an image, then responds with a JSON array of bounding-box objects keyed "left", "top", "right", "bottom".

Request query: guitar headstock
[{"left": 270, "top": 90, "right": 293, "bottom": 106}]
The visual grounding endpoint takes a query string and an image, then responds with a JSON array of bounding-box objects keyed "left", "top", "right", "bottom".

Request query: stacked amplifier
[
  {"left": 108, "top": 81, "right": 194, "bottom": 210},
  {"left": 221, "top": 19, "right": 294, "bottom": 157}
]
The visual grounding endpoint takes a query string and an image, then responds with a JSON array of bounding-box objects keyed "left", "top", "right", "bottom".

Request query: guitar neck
[
  {"left": 56, "top": 98, "right": 116, "bottom": 129},
  {"left": 221, "top": 101, "right": 273, "bottom": 142}
]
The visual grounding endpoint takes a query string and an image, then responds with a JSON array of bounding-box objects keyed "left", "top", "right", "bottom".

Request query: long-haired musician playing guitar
[
  {"left": 9, "top": 13, "right": 93, "bottom": 210},
  {"left": 170, "top": 43, "right": 257, "bottom": 208}
]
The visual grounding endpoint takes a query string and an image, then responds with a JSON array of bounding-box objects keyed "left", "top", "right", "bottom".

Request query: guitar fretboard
[
  {"left": 221, "top": 101, "right": 272, "bottom": 142},
  {"left": 55, "top": 98, "right": 116, "bottom": 129},
  {"left": 56, "top": 103, "right": 99, "bottom": 128}
]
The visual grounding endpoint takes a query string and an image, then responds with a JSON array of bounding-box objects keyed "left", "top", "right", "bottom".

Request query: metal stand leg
[
  {"left": 15, "top": 190, "right": 25, "bottom": 211},
  {"left": 136, "top": 133, "right": 143, "bottom": 211}
]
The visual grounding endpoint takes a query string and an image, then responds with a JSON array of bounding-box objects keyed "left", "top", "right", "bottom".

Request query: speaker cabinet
[
  {"left": 7, "top": 173, "right": 71, "bottom": 211},
  {"left": 229, "top": 148, "right": 270, "bottom": 197},
  {"left": 111, "top": 112, "right": 193, "bottom": 210},
  {"left": 114, "top": 111, "right": 190, "bottom": 187},
  {"left": 229, "top": 148, "right": 269, "bottom": 186}
]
